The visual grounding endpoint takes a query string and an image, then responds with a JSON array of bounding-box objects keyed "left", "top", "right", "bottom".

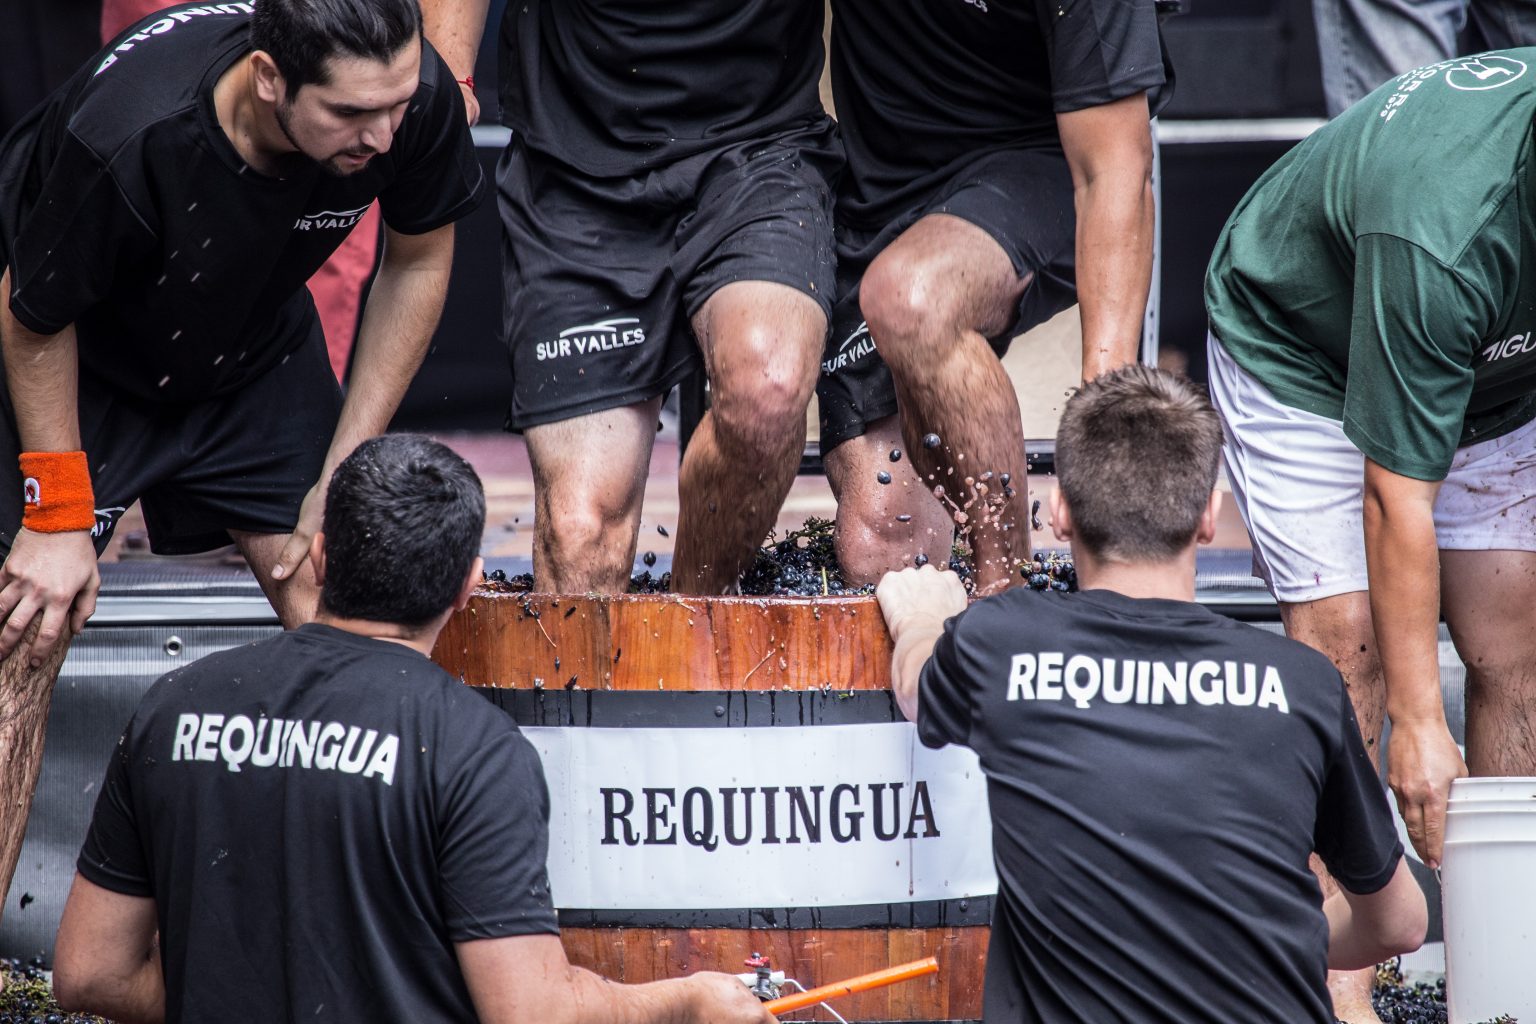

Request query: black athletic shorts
[
  {"left": 497, "top": 117, "right": 841, "bottom": 431},
  {"left": 0, "top": 315, "right": 342, "bottom": 557},
  {"left": 817, "top": 146, "right": 1078, "bottom": 452}
]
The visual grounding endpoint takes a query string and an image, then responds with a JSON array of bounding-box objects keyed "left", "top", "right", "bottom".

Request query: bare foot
[{"left": 1329, "top": 966, "right": 1382, "bottom": 1024}]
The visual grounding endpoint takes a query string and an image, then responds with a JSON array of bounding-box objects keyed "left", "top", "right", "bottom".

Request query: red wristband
[
  {"left": 457, "top": 75, "right": 475, "bottom": 90},
  {"left": 20, "top": 451, "right": 95, "bottom": 533}
]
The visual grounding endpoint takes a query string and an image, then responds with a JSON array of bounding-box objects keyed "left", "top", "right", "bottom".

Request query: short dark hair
[
  {"left": 320, "top": 434, "right": 484, "bottom": 627},
  {"left": 1055, "top": 365, "right": 1224, "bottom": 561},
  {"left": 251, "top": 0, "right": 422, "bottom": 94}
]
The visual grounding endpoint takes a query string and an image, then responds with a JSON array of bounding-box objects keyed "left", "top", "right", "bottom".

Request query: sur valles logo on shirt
[{"left": 294, "top": 205, "right": 371, "bottom": 232}]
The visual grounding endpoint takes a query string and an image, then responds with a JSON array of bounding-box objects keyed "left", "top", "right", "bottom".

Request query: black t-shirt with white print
[
  {"left": 830, "top": 0, "right": 1172, "bottom": 229},
  {"left": 0, "top": 4, "right": 483, "bottom": 404},
  {"left": 497, "top": 0, "right": 827, "bottom": 176},
  {"left": 78, "top": 624, "right": 557, "bottom": 1024},
  {"left": 919, "top": 587, "right": 1401, "bottom": 1024}
]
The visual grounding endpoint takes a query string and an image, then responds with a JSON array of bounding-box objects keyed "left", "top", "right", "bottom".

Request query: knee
[
  {"left": 826, "top": 443, "right": 953, "bottom": 585},
  {"left": 709, "top": 324, "right": 817, "bottom": 445},
  {"left": 550, "top": 493, "right": 630, "bottom": 540},
  {"left": 1459, "top": 645, "right": 1527, "bottom": 700},
  {"left": 536, "top": 486, "right": 637, "bottom": 565},
  {"left": 859, "top": 251, "right": 958, "bottom": 369}
]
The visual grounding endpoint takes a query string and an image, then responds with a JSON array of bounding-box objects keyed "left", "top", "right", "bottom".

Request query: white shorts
[{"left": 1207, "top": 332, "right": 1536, "bottom": 603}]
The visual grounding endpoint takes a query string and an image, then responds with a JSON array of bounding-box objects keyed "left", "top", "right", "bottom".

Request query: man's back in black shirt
[
  {"left": 77, "top": 624, "right": 557, "bottom": 1022},
  {"left": 919, "top": 588, "right": 1402, "bottom": 1024}
]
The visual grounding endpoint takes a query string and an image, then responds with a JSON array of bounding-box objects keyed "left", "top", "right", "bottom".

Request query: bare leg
[
  {"left": 1282, "top": 593, "right": 1386, "bottom": 1024},
  {"left": 1440, "top": 549, "right": 1536, "bottom": 776},
  {"left": 859, "top": 214, "right": 1031, "bottom": 591},
  {"left": 525, "top": 400, "right": 661, "bottom": 594},
  {"left": 0, "top": 618, "right": 70, "bottom": 922},
  {"left": 825, "top": 415, "right": 953, "bottom": 586},
  {"left": 232, "top": 530, "right": 321, "bottom": 628},
  {"left": 671, "top": 282, "right": 824, "bottom": 594}
]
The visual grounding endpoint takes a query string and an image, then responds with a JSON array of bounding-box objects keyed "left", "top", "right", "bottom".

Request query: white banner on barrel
[{"left": 523, "top": 722, "right": 997, "bottom": 910}]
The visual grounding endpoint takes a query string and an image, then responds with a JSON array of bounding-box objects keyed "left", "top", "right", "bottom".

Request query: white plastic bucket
[
  {"left": 1443, "top": 777, "right": 1536, "bottom": 1024},
  {"left": 1449, "top": 777, "right": 1536, "bottom": 802}
]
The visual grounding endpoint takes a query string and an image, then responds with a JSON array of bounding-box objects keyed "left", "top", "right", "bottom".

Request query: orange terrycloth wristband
[{"left": 19, "top": 451, "right": 95, "bottom": 533}]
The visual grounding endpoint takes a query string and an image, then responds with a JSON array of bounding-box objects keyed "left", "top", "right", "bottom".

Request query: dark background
[{"left": 0, "top": 0, "right": 1326, "bottom": 430}]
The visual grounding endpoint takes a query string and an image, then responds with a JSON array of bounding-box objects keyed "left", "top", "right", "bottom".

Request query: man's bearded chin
[{"left": 274, "top": 97, "right": 373, "bottom": 177}]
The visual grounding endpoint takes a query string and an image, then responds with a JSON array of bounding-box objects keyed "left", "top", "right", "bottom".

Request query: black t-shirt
[
  {"left": 830, "top": 0, "right": 1172, "bottom": 229},
  {"left": 919, "top": 588, "right": 1401, "bottom": 1024},
  {"left": 497, "top": 0, "right": 827, "bottom": 175},
  {"left": 0, "top": 5, "right": 484, "bottom": 404},
  {"left": 78, "top": 624, "right": 557, "bottom": 1024}
]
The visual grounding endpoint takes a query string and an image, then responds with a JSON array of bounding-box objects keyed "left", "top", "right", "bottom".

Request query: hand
[
  {"left": 685, "top": 973, "right": 776, "bottom": 1024},
  {"left": 1386, "top": 718, "right": 1467, "bottom": 868},
  {"left": 0, "top": 527, "right": 99, "bottom": 664},
  {"left": 270, "top": 480, "right": 324, "bottom": 584},
  {"left": 458, "top": 80, "right": 481, "bottom": 126},
  {"left": 876, "top": 564, "right": 968, "bottom": 638}
]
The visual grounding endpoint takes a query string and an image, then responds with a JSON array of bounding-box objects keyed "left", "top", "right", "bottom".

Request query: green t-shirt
[{"left": 1206, "top": 50, "right": 1536, "bottom": 481}]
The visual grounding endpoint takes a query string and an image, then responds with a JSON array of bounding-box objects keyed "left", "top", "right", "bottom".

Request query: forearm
[
  {"left": 890, "top": 620, "right": 945, "bottom": 722},
  {"left": 321, "top": 228, "right": 453, "bottom": 474},
  {"left": 64, "top": 959, "right": 165, "bottom": 1024},
  {"left": 421, "top": 0, "right": 492, "bottom": 81},
  {"left": 1073, "top": 168, "right": 1154, "bottom": 380},
  {"left": 564, "top": 968, "right": 704, "bottom": 1024},
  {"left": 1322, "top": 862, "right": 1428, "bottom": 969},
  {"left": 1320, "top": 889, "right": 1395, "bottom": 970},
  {"left": 1, "top": 279, "right": 81, "bottom": 452},
  {"left": 55, "top": 888, "right": 164, "bottom": 1024},
  {"left": 1362, "top": 488, "right": 1444, "bottom": 725}
]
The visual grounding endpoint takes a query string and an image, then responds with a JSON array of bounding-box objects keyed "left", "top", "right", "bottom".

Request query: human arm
[
  {"left": 269, "top": 222, "right": 456, "bottom": 588},
  {"left": 0, "top": 268, "right": 99, "bottom": 662},
  {"left": 876, "top": 566, "right": 969, "bottom": 722},
  {"left": 52, "top": 872, "right": 164, "bottom": 1024},
  {"left": 458, "top": 933, "right": 774, "bottom": 1024},
  {"left": 1056, "top": 92, "right": 1155, "bottom": 381},
  {"left": 1321, "top": 858, "right": 1428, "bottom": 970},
  {"left": 1362, "top": 458, "right": 1466, "bottom": 867},
  {"left": 420, "top": 0, "right": 492, "bottom": 124}
]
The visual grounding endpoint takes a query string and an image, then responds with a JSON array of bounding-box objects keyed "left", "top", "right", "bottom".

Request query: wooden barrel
[{"left": 435, "top": 590, "right": 992, "bottom": 1022}]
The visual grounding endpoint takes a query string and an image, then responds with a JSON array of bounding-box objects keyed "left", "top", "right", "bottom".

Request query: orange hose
[{"left": 763, "top": 956, "right": 940, "bottom": 1015}]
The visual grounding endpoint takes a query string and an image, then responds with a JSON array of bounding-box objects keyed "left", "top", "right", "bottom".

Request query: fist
[{"left": 877, "top": 564, "right": 968, "bottom": 635}]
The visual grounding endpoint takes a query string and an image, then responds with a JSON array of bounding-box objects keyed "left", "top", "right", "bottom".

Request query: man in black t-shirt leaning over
[
  {"left": 51, "top": 434, "right": 776, "bottom": 1024},
  {"left": 0, "top": 0, "right": 482, "bottom": 919},
  {"left": 420, "top": 0, "right": 839, "bottom": 595},
  {"left": 877, "top": 366, "right": 1427, "bottom": 1024},
  {"left": 820, "top": 0, "right": 1170, "bottom": 592}
]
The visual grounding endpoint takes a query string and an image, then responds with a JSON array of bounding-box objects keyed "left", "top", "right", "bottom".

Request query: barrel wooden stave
[
  {"left": 561, "top": 926, "right": 988, "bottom": 1021},
  {"left": 435, "top": 591, "right": 894, "bottom": 691}
]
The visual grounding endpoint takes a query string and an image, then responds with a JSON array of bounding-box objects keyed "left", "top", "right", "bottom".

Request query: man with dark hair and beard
[
  {"left": 0, "top": 0, "right": 482, "bottom": 924},
  {"left": 51, "top": 434, "right": 776, "bottom": 1024}
]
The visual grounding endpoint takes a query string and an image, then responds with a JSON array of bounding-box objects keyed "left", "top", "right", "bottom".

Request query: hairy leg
[
  {"left": 859, "top": 214, "right": 1031, "bottom": 591},
  {"left": 233, "top": 530, "right": 320, "bottom": 628},
  {"left": 525, "top": 400, "right": 662, "bottom": 594},
  {"left": 1440, "top": 549, "right": 1536, "bottom": 777},
  {"left": 825, "top": 415, "right": 953, "bottom": 586},
  {"left": 672, "top": 282, "right": 824, "bottom": 594},
  {"left": 1282, "top": 593, "right": 1387, "bottom": 1024},
  {"left": 0, "top": 617, "right": 71, "bottom": 922}
]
